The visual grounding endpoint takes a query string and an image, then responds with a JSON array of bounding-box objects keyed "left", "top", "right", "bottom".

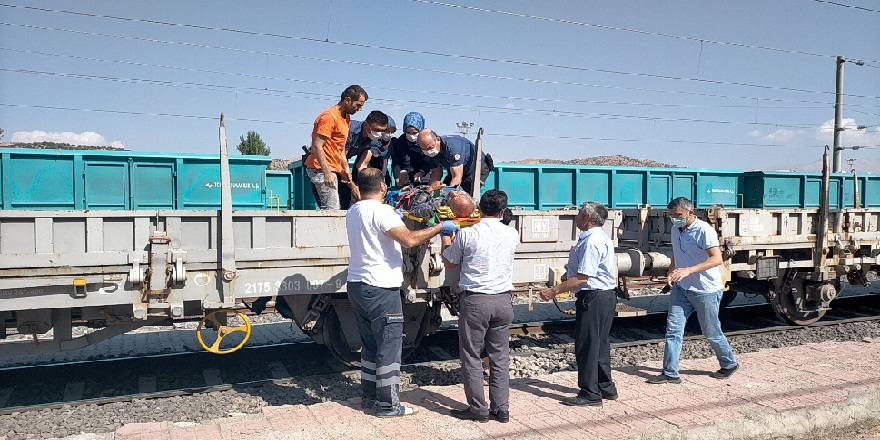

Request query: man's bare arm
[{"left": 385, "top": 224, "right": 443, "bottom": 248}]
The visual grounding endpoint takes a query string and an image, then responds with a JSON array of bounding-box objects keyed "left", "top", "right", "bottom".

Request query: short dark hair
[
  {"left": 479, "top": 189, "right": 507, "bottom": 216},
  {"left": 341, "top": 85, "right": 367, "bottom": 102},
  {"left": 364, "top": 110, "right": 388, "bottom": 125},
  {"left": 357, "top": 167, "right": 385, "bottom": 196},
  {"left": 667, "top": 197, "right": 694, "bottom": 211},
  {"left": 500, "top": 207, "right": 513, "bottom": 225}
]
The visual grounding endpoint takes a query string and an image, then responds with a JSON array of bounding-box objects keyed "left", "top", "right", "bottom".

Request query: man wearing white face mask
[
  {"left": 353, "top": 116, "right": 397, "bottom": 186},
  {"left": 417, "top": 129, "right": 492, "bottom": 195},
  {"left": 648, "top": 196, "right": 739, "bottom": 385},
  {"left": 339, "top": 111, "right": 389, "bottom": 209},
  {"left": 390, "top": 112, "right": 429, "bottom": 186}
]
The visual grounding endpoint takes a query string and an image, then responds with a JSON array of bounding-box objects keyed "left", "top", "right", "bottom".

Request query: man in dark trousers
[
  {"left": 540, "top": 201, "right": 618, "bottom": 406},
  {"left": 345, "top": 168, "right": 459, "bottom": 417},
  {"left": 441, "top": 189, "right": 520, "bottom": 423}
]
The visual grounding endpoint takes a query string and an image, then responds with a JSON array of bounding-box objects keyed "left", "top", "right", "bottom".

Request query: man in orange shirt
[{"left": 305, "top": 85, "right": 368, "bottom": 209}]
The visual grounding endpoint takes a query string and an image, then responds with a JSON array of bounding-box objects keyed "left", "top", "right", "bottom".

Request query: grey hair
[
  {"left": 579, "top": 201, "right": 608, "bottom": 227},
  {"left": 667, "top": 197, "right": 694, "bottom": 211}
]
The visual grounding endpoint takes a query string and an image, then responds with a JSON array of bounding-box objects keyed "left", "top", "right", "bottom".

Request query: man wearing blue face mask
[
  {"left": 416, "top": 129, "right": 492, "bottom": 195},
  {"left": 648, "top": 197, "right": 739, "bottom": 385},
  {"left": 339, "top": 110, "right": 389, "bottom": 209}
]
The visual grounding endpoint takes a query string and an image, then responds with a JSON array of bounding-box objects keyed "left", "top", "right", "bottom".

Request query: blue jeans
[{"left": 662, "top": 285, "right": 737, "bottom": 377}]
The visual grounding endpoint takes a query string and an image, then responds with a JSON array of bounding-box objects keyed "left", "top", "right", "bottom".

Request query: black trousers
[{"left": 574, "top": 289, "right": 618, "bottom": 400}]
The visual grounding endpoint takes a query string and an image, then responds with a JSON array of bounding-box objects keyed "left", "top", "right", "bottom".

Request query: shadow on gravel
[{"left": 234, "top": 373, "right": 362, "bottom": 407}]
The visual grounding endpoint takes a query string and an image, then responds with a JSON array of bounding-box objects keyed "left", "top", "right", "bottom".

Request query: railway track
[{"left": 2, "top": 293, "right": 879, "bottom": 416}]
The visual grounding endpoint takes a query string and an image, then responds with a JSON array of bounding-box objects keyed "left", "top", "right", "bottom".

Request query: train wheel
[
  {"left": 321, "top": 304, "right": 424, "bottom": 367},
  {"left": 768, "top": 279, "right": 825, "bottom": 325},
  {"left": 322, "top": 306, "right": 360, "bottom": 366}
]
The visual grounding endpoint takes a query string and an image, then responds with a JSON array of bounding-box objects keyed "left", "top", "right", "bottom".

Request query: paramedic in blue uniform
[
  {"left": 539, "top": 201, "right": 618, "bottom": 406},
  {"left": 441, "top": 189, "right": 519, "bottom": 423},
  {"left": 648, "top": 197, "right": 739, "bottom": 384},
  {"left": 339, "top": 110, "right": 389, "bottom": 209},
  {"left": 416, "top": 129, "right": 491, "bottom": 195},
  {"left": 346, "top": 167, "right": 459, "bottom": 417}
]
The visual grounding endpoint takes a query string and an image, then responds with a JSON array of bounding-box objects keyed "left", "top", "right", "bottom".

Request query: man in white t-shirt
[{"left": 345, "top": 168, "right": 459, "bottom": 417}]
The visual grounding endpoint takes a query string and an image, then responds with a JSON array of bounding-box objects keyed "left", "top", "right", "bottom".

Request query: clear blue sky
[{"left": 1, "top": 1, "right": 878, "bottom": 171}]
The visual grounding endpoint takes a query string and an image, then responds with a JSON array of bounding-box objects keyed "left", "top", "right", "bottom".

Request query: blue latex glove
[
  {"left": 394, "top": 208, "right": 405, "bottom": 219},
  {"left": 440, "top": 220, "right": 459, "bottom": 236}
]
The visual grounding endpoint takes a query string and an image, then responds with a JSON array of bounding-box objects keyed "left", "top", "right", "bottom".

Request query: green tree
[
  {"left": 236, "top": 131, "right": 271, "bottom": 156},
  {"left": 0, "top": 127, "right": 4, "bottom": 140}
]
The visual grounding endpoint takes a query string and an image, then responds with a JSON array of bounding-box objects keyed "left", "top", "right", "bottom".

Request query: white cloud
[
  {"left": 816, "top": 118, "right": 880, "bottom": 147},
  {"left": 11, "top": 130, "right": 125, "bottom": 148},
  {"left": 763, "top": 129, "right": 797, "bottom": 143},
  {"left": 748, "top": 130, "right": 762, "bottom": 137}
]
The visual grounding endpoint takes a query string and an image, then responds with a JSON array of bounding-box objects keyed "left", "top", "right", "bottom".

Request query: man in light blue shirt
[
  {"left": 540, "top": 201, "right": 618, "bottom": 407},
  {"left": 648, "top": 197, "right": 739, "bottom": 384}
]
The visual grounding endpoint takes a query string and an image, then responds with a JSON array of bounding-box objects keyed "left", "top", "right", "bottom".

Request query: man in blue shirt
[
  {"left": 337, "top": 110, "right": 388, "bottom": 209},
  {"left": 540, "top": 202, "right": 618, "bottom": 407},
  {"left": 416, "top": 129, "right": 492, "bottom": 195},
  {"left": 648, "top": 197, "right": 739, "bottom": 384}
]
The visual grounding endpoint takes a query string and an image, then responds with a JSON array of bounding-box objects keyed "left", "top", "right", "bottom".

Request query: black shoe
[
  {"left": 647, "top": 374, "right": 682, "bottom": 384},
  {"left": 601, "top": 390, "right": 618, "bottom": 400},
  {"left": 561, "top": 395, "right": 602, "bottom": 407},
  {"left": 710, "top": 364, "right": 739, "bottom": 379},
  {"left": 450, "top": 408, "right": 489, "bottom": 422},
  {"left": 490, "top": 410, "right": 510, "bottom": 423}
]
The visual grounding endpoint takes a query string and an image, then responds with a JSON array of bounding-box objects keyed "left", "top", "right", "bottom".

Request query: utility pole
[
  {"left": 833, "top": 56, "right": 845, "bottom": 173},
  {"left": 456, "top": 121, "right": 474, "bottom": 137}
]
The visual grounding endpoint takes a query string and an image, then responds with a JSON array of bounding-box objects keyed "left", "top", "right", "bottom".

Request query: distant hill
[
  {"left": 266, "top": 154, "right": 676, "bottom": 171},
  {"left": 270, "top": 158, "right": 297, "bottom": 171},
  {"left": 507, "top": 155, "right": 677, "bottom": 168},
  {"left": 0, "top": 142, "right": 125, "bottom": 151}
]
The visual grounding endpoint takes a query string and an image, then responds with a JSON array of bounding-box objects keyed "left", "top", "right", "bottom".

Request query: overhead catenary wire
[
  {"left": 4, "top": 47, "right": 872, "bottom": 111},
  {"left": 411, "top": 0, "right": 880, "bottom": 64},
  {"left": 0, "top": 6, "right": 878, "bottom": 99},
  {"left": 0, "top": 68, "right": 841, "bottom": 130},
  {"left": 0, "top": 2, "right": 877, "bottom": 153},
  {"left": 0, "top": 102, "right": 838, "bottom": 150},
  {"left": 807, "top": 0, "right": 880, "bottom": 14}
]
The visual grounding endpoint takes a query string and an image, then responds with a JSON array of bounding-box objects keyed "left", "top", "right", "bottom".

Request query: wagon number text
[{"left": 243, "top": 279, "right": 343, "bottom": 294}]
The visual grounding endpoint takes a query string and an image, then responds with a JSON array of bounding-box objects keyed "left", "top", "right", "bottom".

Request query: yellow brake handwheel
[{"left": 196, "top": 309, "right": 252, "bottom": 354}]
